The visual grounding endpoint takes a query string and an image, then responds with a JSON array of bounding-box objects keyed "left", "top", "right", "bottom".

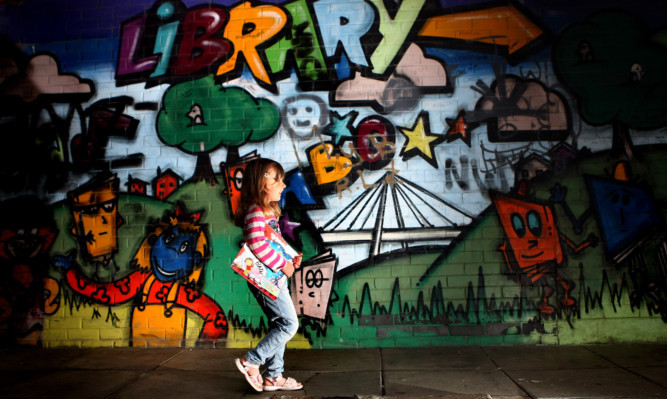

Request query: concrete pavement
[{"left": 0, "top": 344, "right": 666, "bottom": 398}]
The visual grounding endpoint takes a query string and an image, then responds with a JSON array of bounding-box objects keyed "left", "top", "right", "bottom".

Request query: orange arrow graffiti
[{"left": 418, "top": 4, "right": 543, "bottom": 55}]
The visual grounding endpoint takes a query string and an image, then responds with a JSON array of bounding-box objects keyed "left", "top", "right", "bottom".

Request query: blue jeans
[{"left": 244, "top": 282, "right": 299, "bottom": 378}]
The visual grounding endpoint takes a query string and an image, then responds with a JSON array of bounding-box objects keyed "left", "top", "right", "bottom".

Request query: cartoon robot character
[
  {"left": 55, "top": 204, "right": 227, "bottom": 347},
  {"left": 492, "top": 191, "right": 596, "bottom": 314},
  {"left": 67, "top": 172, "right": 124, "bottom": 281}
]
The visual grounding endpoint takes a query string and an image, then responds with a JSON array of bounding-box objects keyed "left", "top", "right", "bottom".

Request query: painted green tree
[
  {"left": 157, "top": 75, "right": 280, "bottom": 184},
  {"left": 552, "top": 11, "right": 667, "bottom": 158}
]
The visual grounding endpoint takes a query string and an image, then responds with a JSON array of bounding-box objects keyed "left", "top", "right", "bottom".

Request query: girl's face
[{"left": 264, "top": 167, "right": 286, "bottom": 203}]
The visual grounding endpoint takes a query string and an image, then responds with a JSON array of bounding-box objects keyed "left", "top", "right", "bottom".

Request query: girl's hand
[
  {"left": 282, "top": 261, "right": 295, "bottom": 278},
  {"left": 292, "top": 255, "right": 302, "bottom": 268}
]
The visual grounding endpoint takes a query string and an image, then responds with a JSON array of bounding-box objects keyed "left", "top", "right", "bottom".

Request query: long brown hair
[{"left": 233, "top": 158, "right": 285, "bottom": 227}]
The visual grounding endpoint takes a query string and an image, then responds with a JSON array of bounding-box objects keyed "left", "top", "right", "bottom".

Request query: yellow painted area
[
  {"left": 133, "top": 305, "right": 186, "bottom": 347},
  {"left": 43, "top": 296, "right": 132, "bottom": 348},
  {"left": 310, "top": 143, "right": 353, "bottom": 185}
]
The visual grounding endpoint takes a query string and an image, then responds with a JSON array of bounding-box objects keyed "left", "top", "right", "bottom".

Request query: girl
[{"left": 233, "top": 158, "right": 303, "bottom": 392}]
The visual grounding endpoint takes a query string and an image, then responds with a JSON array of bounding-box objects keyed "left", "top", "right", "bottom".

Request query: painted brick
[
  {"left": 1, "top": 0, "right": 665, "bottom": 350},
  {"left": 68, "top": 329, "right": 101, "bottom": 341}
]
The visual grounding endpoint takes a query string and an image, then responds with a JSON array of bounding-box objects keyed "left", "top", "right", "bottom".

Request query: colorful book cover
[{"left": 230, "top": 225, "right": 299, "bottom": 300}]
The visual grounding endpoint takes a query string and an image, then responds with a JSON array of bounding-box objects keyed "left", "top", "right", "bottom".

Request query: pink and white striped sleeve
[{"left": 243, "top": 205, "right": 286, "bottom": 272}]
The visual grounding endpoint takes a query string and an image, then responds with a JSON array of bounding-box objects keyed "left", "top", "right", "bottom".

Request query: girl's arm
[{"left": 244, "top": 205, "right": 287, "bottom": 272}]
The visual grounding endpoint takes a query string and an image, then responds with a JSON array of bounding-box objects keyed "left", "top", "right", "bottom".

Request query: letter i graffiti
[{"left": 151, "top": 1, "right": 181, "bottom": 78}]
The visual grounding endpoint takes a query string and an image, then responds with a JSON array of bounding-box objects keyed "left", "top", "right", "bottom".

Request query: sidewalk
[{"left": 0, "top": 344, "right": 666, "bottom": 398}]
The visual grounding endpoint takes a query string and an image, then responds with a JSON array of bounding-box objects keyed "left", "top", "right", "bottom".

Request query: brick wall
[{"left": 0, "top": 0, "right": 666, "bottom": 348}]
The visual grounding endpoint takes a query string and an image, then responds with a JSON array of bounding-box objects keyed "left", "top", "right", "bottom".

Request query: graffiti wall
[{"left": 1, "top": 0, "right": 666, "bottom": 348}]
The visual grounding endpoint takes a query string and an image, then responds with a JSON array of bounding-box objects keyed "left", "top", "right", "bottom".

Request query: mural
[
  {"left": 491, "top": 190, "right": 596, "bottom": 315},
  {"left": 1, "top": 0, "right": 666, "bottom": 348},
  {"left": 54, "top": 201, "right": 227, "bottom": 346}
]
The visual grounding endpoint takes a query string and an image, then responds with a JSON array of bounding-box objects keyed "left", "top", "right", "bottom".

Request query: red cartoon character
[
  {"left": 492, "top": 191, "right": 595, "bottom": 314},
  {"left": 0, "top": 196, "right": 59, "bottom": 345}
]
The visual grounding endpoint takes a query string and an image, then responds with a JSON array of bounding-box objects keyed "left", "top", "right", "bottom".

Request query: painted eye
[
  {"left": 527, "top": 210, "right": 542, "bottom": 236},
  {"left": 233, "top": 169, "right": 244, "bottom": 190},
  {"left": 511, "top": 213, "right": 526, "bottom": 237},
  {"left": 102, "top": 202, "right": 115, "bottom": 212},
  {"left": 179, "top": 242, "right": 190, "bottom": 253},
  {"left": 164, "top": 233, "right": 176, "bottom": 244},
  {"left": 80, "top": 205, "right": 99, "bottom": 215}
]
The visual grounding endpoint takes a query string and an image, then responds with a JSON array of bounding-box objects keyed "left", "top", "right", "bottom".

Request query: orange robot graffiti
[
  {"left": 67, "top": 172, "right": 124, "bottom": 272},
  {"left": 492, "top": 191, "right": 595, "bottom": 314}
]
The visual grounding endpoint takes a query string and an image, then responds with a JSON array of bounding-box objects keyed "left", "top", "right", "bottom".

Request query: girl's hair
[{"left": 233, "top": 158, "right": 285, "bottom": 227}]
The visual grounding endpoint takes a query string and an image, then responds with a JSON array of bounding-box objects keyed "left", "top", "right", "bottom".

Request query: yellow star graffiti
[{"left": 398, "top": 113, "right": 444, "bottom": 163}]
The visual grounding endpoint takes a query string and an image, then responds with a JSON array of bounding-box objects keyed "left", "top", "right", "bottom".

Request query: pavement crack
[
  {"left": 379, "top": 347, "right": 386, "bottom": 396},
  {"left": 481, "top": 346, "right": 536, "bottom": 399}
]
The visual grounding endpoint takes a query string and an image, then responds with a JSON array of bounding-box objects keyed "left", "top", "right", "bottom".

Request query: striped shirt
[{"left": 243, "top": 204, "right": 286, "bottom": 272}]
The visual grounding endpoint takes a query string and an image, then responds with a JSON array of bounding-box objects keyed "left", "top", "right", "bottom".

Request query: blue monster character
[{"left": 150, "top": 225, "right": 201, "bottom": 282}]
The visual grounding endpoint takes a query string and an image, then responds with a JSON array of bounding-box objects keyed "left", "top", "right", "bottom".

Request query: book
[
  {"left": 230, "top": 225, "right": 299, "bottom": 300},
  {"left": 289, "top": 249, "right": 337, "bottom": 319}
]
